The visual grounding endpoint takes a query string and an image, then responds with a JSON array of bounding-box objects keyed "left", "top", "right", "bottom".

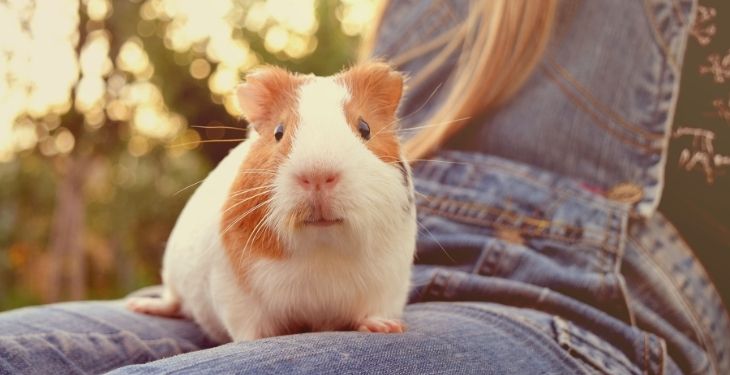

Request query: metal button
[{"left": 606, "top": 183, "right": 643, "bottom": 204}]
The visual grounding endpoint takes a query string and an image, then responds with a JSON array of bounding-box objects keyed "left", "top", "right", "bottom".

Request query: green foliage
[{"left": 0, "top": 0, "right": 364, "bottom": 310}]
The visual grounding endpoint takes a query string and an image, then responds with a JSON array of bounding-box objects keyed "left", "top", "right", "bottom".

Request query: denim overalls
[{"left": 375, "top": 0, "right": 730, "bottom": 374}]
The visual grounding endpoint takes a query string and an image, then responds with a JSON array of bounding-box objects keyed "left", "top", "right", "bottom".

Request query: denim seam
[
  {"left": 418, "top": 193, "right": 606, "bottom": 240},
  {"left": 422, "top": 270, "right": 454, "bottom": 301},
  {"left": 436, "top": 155, "right": 602, "bottom": 207},
  {"left": 542, "top": 64, "right": 662, "bottom": 154},
  {"left": 472, "top": 241, "right": 500, "bottom": 277},
  {"left": 545, "top": 57, "right": 664, "bottom": 141},
  {"left": 616, "top": 274, "right": 638, "bottom": 327},
  {"left": 648, "top": 0, "right": 694, "bottom": 216},
  {"left": 554, "top": 316, "right": 640, "bottom": 374},
  {"left": 642, "top": 0, "right": 680, "bottom": 74},
  {"left": 609, "top": 211, "right": 630, "bottom": 302},
  {"left": 629, "top": 237, "right": 717, "bottom": 375},
  {"left": 417, "top": 199, "right": 617, "bottom": 255},
  {"left": 435, "top": 154, "right": 631, "bottom": 212},
  {"left": 491, "top": 309, "right": 637, "bottom": 375},
  {"left": 670, "top": 0, "right": 687, "bottom": 25},
  {"left": 417, "top": 205, "right": 612, "bottom": 256},
  {"left": 417, "top": 204, "right": 599, "bottom": 247}
]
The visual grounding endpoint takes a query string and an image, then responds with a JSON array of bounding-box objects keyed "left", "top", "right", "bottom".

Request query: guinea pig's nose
[{"left": 296, "top": 170, "right": 341, "bottom": 191}]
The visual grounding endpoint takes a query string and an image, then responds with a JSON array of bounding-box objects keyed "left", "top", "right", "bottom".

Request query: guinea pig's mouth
[{"left": 303, "top": 218, "right": 344, "bottom": 227}]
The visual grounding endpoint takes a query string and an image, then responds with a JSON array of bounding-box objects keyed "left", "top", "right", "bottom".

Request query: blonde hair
[{"left": 361, "top": 0, "right": 558, "bottom": 160}]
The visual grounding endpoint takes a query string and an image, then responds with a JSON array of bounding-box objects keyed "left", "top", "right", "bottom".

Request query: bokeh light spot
[
  {"left": 54, "top": 128, "right": 76, "bottom": 154},
  {"left": 264, "top": 25, "right": 288, "bottom": 53},
  {"left": 189, "top": 58, "right": 211, "bottom": 79}
]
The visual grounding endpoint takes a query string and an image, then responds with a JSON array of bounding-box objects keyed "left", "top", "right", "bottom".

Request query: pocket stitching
[{"left": 417, "top": 195, "right": 619, "bottom": 255}]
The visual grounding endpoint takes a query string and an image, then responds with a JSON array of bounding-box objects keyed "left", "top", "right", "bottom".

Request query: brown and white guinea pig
[{"left": 126, "top": 62, "right": 417, "bottom": 342}]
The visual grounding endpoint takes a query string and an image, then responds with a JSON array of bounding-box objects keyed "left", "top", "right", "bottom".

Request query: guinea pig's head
[{"left": 223, "top": 63, "right": 413, "bottom": 256}]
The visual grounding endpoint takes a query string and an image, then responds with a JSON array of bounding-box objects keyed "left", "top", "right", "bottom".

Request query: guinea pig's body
[{"left": 127, "top": 63, "right": 417, "bottom": 342}]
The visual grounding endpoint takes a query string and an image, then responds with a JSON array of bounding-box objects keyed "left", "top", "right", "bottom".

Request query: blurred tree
[{"left": 0, "top": 0, "right": 377, "bottom": 310}]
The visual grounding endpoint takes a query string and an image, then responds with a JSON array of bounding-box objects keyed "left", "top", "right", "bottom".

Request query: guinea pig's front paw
[
  {"left": 356, "top": 317, "right": 405, "bottom": 333},
  {"left": 125, "top": 296, "right": 181, "bottom": 318}
]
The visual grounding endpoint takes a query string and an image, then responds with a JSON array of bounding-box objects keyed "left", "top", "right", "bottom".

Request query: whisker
[
  {"left": 384, "top": 157, "right": 473, "bottom": 167},
  {"left": 192, "top": 125, "right": 247, "bottom": 132},
  {"left": 242, "top": 168, "right": 278, "bottom": 172},
  {"left": 172, "top": 179, "right": 205, "bottom": 196},
  {"left": 237, "top": 198, "right": 276, "bottom": 264},
  {"left": 416, "top": 220, "right": 456, "bottom": 264},
  {"left": 400, "top": 83, "right": 444, "bottom": 122},
  {"left": 406, "top": 159, "right": 473, "bottom": 166},
  {"left": 219, "top": 197, "right": 273, "bottom": 241},
  {"left": 242, "top": 211, "right": 270, "bottom": 261},
  {"left": 229, "top": 184, "right": 276, "bottom": 199},
  {"left": 414, "top": 190, "right": 430, "bottom": 198},
  {"left": 221, "top": 189, "right": 273, "bottom": 216},
  {"left": 367, "top": 116, "right": 472, "bottom": 144},
  {"left": 233, "top": 171, "right": 278, "bottom": 177},
  {"left": 167, "top": 139, "right": 248, "bottom": 148}
]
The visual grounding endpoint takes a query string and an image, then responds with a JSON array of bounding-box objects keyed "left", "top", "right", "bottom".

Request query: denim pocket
[
  {"left": 411, "top": 270, "right": 675, "bottom": 375},
  {"left": 412, "top": 151, "right": 636, "bottom": 323},
  {"left": 551, "top": 315, "right": 667, "bottom": 375}
]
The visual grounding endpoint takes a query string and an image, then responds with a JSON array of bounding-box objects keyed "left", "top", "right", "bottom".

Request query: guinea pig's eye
[
  {"left": 357, "top": 117, "right": 370, "bottom": 140},
  {"left": 274, "top": 124, "right": 284, "bottom": 142}
]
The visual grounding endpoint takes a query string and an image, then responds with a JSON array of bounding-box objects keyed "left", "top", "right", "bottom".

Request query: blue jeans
[
  {"left": 0, "top": 300, "right": 646, "bottom": 374},
  {"left": 3, "top": 0, "right": 730, "bottom": 374},
  {"left": 1, "top": 153, "right": 728, "bottom": 374}
]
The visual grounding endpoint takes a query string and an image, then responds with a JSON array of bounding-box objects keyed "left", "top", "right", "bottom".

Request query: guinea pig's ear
[
  {"left": 338, "top": 62, "right": 405, "bottom": 120},
  {"left": 236, "top": 67, "right": 299, "bottom": 128}
]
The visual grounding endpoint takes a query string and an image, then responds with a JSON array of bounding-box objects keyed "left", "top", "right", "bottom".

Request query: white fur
[{"left": 131, "top": 75, "right": 416, "bottom": 342}]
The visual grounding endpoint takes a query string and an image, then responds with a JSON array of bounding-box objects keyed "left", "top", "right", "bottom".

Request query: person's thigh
[
  {"left": 110, "top": 302, "right": 648, "bottom": 375},
  {"left": 0, "top": 300, "right": 213, "bottom": 374}
]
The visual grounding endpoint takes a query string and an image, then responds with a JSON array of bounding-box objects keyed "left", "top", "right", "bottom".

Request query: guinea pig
[{"left": 126, "top": 62, "right": 417, "bottom": 342}]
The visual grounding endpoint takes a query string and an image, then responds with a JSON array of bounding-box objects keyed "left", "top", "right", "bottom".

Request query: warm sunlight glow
[
  {"left": 0, "top": 0, "right": 79, "bottom": 160},
  {"left": 117, "top": 37, "right": 151, "bottom": 77},
  {"left": 338, "top": 0, "right": 378, "bottom": 36},
  {"left": 190, "top": 58, "right": 212, "bottom": 79},
  {"left": 86, "top": 0, "right": 111, "bottom": 21},
  {"left": 265, "top": 0, "right": 317, "bottom": 35},
  {"left": 0, "top": 0, "right": 378, "bottom": 159}
]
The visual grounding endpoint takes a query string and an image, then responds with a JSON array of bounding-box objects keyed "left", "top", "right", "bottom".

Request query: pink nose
[{"left": 296, "top": 170, "right": 341, "bottom": 191}]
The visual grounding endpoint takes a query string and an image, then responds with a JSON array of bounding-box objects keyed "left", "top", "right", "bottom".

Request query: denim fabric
[
  {"left": 408, "top": 151, "right": 730, "bottom": 375},
  {"left": 110, "top": 303, "right": 621, "bottom": 375},
  {"left": 374, "top": 0, "right": 696, "bottom": 216},
  {"left": 0, "top": 301, "right": 215, "bottom": 374},
  {"left": 2, "top": 153, "right": 727, "bottom": 374}
]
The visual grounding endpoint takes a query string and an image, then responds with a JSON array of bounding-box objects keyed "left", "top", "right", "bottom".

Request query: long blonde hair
[{"left": 361, "top": 0, "right": 558, "bottom": 160}]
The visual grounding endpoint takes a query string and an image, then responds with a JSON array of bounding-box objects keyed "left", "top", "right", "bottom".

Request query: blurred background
[
  {"left": 0, "top": 0, "right": 376, "bottom": 310},
  {"left": 2, "top": 0, "right": 729, "bottom": 312}
]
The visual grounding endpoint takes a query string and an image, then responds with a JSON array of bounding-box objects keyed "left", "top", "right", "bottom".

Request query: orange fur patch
[
  {"left": 222, "top": 68, "right": 305, "bottom": 282},
  {"left": 337, "top": 62, "right": 404, "bottom": 164}
]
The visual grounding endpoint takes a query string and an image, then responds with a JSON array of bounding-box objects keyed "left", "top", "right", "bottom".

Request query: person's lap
[
  {"left": 0, "top": 300, "right": 213, "bottom": 374},
  {"left": 0, "top": 152, "right": 715, "bottom": 375},
  {"left": 1, "top": 299, "right": 648, "bottom": 374}
]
